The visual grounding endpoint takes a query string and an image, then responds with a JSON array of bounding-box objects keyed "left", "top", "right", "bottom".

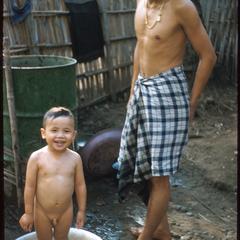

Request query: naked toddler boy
[{"left": 19, "top": 106, "right": 87, "bottom": 240}]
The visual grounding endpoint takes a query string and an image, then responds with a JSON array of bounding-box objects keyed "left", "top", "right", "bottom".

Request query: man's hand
[
  {"left": 19, "top": 213, "right": 34, "bottom": 232},
  {"left": 189, "top": 101, "right": 198, "bottom": 122}
]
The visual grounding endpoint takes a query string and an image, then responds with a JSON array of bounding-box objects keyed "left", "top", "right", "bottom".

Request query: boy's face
[{"left": 40, "top": 116, "right": 76, "bottom": 152}]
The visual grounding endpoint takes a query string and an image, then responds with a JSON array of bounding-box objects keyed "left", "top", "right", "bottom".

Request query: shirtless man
[
  {"left": 19, "top": 107, "right": 87, "bottom": 240},
  {"left": 117, "top": 0, "right": 216, "bottom": 239}
]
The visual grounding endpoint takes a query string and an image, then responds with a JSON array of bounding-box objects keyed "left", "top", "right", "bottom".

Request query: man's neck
[
  {"left": 148, "top": 0, "right": 165, "bottom": 4},
  {"left": 147, "top": 0, "right": 166, "bottom": 8}
]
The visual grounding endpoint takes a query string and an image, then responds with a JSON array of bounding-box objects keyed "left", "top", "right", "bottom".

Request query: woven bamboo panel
[
  {"left": 106, "top": 9, "right": 136, "bottom": 91},
  {"left": 3, "top": 0, "right": 137, "bottom": 107},
  {"left": 199, "top": 0, "right": 237, "bottom": 84}
]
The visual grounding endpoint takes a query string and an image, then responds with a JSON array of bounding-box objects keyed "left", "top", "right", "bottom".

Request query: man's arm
[
  {"left": 129, "top": 41, "right": 140, "bottom": 100},
  {"left": 176, "top": 0, "right": 217, "bottom": 121},
  {"left": 128, "top": 0, "right": 141, "bottom": 102},
  {"left": 19, "top": 153, "right": 38, "bottom": 232},
  {"left": 74, "top": 155, "right": 87, "bottom": 228}
]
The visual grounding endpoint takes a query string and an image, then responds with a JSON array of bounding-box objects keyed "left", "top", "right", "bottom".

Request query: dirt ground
[{"left": 4, "top": 85, "right": 237, "bottom": 240}]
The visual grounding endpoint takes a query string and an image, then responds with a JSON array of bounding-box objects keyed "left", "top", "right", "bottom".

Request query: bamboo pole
[{"left": 3, "top": 36, "right": 23, "bottom": 209}]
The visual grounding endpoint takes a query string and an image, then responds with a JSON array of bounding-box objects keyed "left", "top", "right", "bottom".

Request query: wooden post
[{"left": 3, "top": 37, "right": 23, "bottom": 209}]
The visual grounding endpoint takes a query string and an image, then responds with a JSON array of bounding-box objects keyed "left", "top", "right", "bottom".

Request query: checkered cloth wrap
[{"left": 117, "top": 65, "right": 189, "bottom": 202}]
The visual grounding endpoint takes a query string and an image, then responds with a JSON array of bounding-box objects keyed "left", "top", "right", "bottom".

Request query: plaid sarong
[{"left": 117, "top": 65, "right": 189, "bottom": 202}]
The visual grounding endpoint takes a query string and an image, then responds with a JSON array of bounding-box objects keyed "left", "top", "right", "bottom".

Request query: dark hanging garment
[
  {"left": 65, "top": 0, "right": 105, "bottom": 63},
  {"left": 10, "top": 0, "right": 32, "bottom": 24}
]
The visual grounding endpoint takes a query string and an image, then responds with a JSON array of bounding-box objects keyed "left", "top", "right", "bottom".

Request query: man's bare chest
[{"left": 135, "top": 6, "right": 180, "bottom": 41}]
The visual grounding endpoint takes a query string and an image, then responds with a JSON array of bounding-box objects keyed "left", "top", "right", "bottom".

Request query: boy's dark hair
[{"left": 42, "top": 106, "right": 74, "bottom": 128}]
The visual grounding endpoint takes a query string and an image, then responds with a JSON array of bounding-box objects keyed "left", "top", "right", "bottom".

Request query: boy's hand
[
  {"left": 19, "top": 213, "right": 34, "bottom": 232},
  {"left": 76, "top": 210, "right": 85, "bottom": 228}
]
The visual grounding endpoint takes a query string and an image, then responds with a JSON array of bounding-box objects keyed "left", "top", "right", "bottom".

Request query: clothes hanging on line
[
  {"left": 10, "top": 0, "right": 32, "bottom": 24},
  {"left": 65, "top": 0, "right": 105, "bottom": 63}
]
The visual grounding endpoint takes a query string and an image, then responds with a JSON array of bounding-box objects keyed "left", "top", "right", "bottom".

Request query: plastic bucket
[
  {"left": 3, "top": 55, "right": 78, "bottom": 164},
  {"left": 15, "top": 228, "right": 102, "bottom": 240}
]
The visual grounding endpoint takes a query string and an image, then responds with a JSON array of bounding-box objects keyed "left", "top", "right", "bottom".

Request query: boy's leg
[
  {"left": 137, "top": 176, "right": 171, "bottom": 240},
  {"left": 54, "top": 204, "right": 73, "bottom": 240},
  {"left": 34, "top": 204, "right": 53, "bottom": 240}
]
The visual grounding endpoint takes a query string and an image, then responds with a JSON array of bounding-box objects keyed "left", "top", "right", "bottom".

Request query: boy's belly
[{"left": 36, "top": 176, "right": 74, "bottom": 215}]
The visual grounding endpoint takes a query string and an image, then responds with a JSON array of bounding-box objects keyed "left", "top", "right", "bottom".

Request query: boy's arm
[
  {"left": 19, "top": 153, "right": 38, "bottom": 232},
  {"left": 176, "top": 0, "right": 217, "bottom": 121},
  {"left": 74, "top": 154, "right": 87, "bottom": 228}
]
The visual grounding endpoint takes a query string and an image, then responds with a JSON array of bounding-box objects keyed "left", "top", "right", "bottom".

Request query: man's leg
[
  {"left": 137, "top": 176, "right": 171, "bottom": 240},
  {"left": 130, "top": 214, "right": 171, "bottom": 239},
  {"left": 154, "top": 214, "right": 171, "bottom": 239}
]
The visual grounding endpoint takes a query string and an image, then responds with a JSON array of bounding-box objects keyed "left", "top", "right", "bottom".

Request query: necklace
[{"left": 144, "top": 0, "right": 166, "bottom": 29}]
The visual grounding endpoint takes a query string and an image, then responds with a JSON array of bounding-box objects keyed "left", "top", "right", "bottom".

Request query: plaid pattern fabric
[{"left": 117, "top": 65, "right": 189, "bottom": 201}]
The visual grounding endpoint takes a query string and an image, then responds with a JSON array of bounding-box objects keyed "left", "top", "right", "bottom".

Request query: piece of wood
[{"left": 3, "top": 36, "right": 23, "bottom": 208}]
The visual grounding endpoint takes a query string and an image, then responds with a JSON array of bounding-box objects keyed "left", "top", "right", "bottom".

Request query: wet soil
[{"left": 4, "top": 85, "right": 237, "bottom": 240}]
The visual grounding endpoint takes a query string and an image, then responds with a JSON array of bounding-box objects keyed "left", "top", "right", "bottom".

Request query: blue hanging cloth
[{"left": 10, "top": 0, "right": 32, "bottom": 24}]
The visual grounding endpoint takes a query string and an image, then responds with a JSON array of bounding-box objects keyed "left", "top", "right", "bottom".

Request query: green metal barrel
[{"left": 3, "top": 55, "right": 78, "bottom": 164}]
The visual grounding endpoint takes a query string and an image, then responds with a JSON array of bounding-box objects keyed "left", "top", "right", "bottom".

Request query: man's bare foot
[
  {"left": 129, "top": 227, "right": 161, "bottom": 240},
  {"left": 129, "top": 227, "right": 143, "bottom": 237},
  {"left": 129, "top": 227, "right": 171, "bottom": 240}
]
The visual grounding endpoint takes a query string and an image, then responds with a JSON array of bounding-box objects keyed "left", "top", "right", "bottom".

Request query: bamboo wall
[
  {"left": 3, "top": 0, "right": 136, "bottom": 109},
  {"left": 199, "top": 0, "right": 237, "bottom": 84}
]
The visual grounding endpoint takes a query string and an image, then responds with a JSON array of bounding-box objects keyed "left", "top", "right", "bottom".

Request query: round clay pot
[{"left": 79, "top": 128, "right": 122, "bottom": 177}]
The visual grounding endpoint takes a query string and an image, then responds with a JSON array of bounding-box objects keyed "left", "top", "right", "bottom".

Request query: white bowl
[{"left": 16, "top": 227, "right": 102, "bottom": 240}]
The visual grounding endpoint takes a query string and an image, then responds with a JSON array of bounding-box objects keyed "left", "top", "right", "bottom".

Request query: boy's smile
[{"left": 41, "top": 116, "right": 76, "bottom": 153}]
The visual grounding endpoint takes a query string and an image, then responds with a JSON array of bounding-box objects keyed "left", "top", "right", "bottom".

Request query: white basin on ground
[{"left": 16, "top": 227, "right": 102, "bottom": 240}]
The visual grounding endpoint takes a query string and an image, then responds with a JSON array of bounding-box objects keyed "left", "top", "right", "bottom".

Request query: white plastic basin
[{"left": 16, "top": 227, "right": 102, "bottom": 240}]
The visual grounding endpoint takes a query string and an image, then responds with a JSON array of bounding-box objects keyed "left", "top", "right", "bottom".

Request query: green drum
[{"left": 3, "top": 55, "right": 78, "bottom": 164}]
